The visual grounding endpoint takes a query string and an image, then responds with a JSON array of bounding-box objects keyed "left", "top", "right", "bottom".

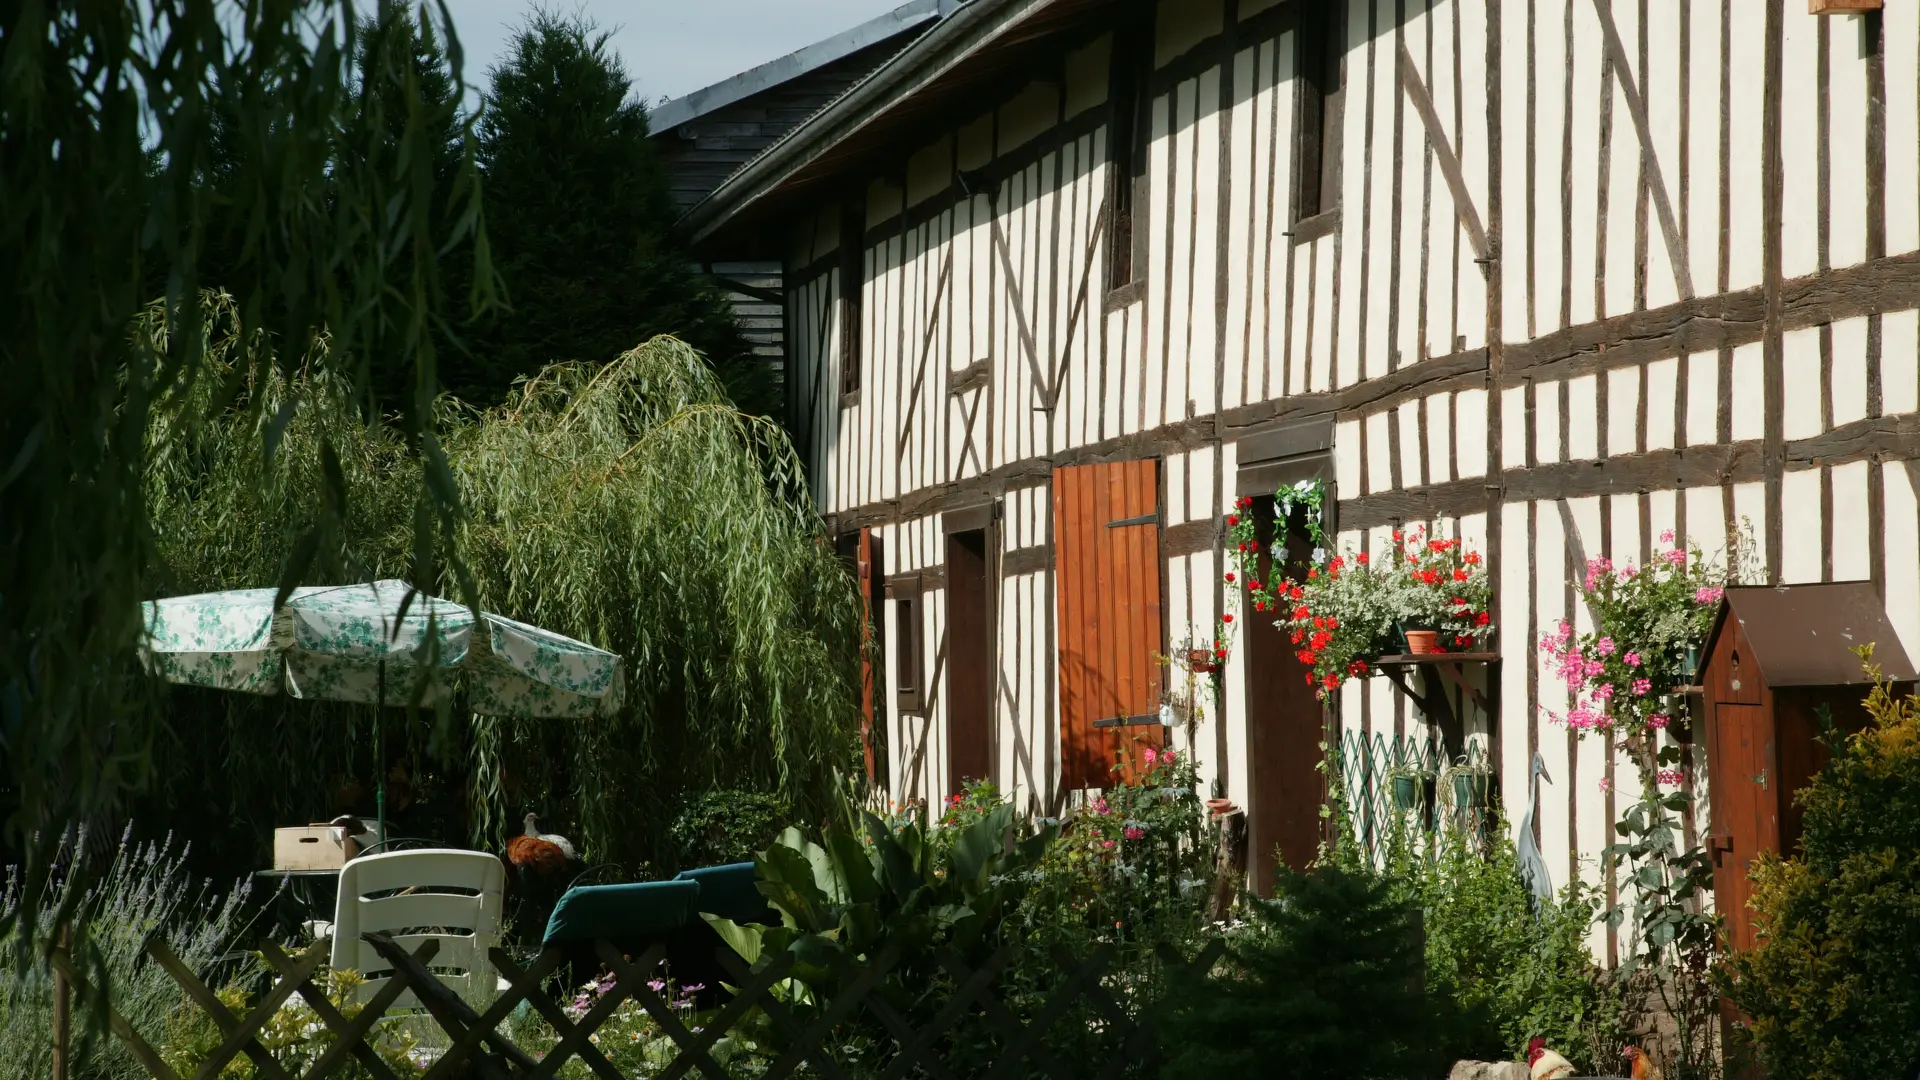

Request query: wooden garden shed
[{"left": 1699, "top": 583, "right": 1916, "bottom": 952}]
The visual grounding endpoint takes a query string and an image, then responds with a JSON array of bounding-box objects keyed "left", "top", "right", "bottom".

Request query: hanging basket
[
  {"left": 1451, "top": 770, "right": 1489, "bottom": 809},
  {"left": 1391, "top": 774, "right": 1425, "bottom": 810},
  {"left": 1186, "top": 648, "right": 1220, "bottom": 673}
]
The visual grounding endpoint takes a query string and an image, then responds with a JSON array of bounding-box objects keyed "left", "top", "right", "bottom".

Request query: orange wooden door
[
  {"left": 1054, "top": 460, "right": 1165, "bottom": 791},
  {"left": 1710, "top": 702, "right": 1776, "bottom": 952}
]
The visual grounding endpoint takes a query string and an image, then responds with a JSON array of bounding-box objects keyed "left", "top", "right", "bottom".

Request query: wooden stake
[{"left": 52, "top": 920, "right": 72, "bottom": 1080}]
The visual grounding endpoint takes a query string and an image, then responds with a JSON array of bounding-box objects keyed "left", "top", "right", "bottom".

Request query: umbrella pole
[{"left": 376, "top": 657, "right": 386, "bottom": 849}]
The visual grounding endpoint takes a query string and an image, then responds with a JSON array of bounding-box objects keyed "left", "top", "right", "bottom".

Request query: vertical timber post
[{"left": 52, "top": 920, "right": 72, "bottom": 1080}]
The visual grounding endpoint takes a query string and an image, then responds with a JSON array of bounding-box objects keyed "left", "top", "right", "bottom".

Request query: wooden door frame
[
  {"left": 1233, "top": 446, "right": 1336, "bottom": 889},
  {"left": 943, "top": 503, "right": 1000, "bottom": 794}
]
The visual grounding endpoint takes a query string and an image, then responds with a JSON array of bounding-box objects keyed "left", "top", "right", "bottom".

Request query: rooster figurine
[
  {"left": 503, "top": 812, "right": 580, "bottom": 941},
  {"left": 505, "top": 812, "right": 579, "bottom": 886},
  {"left": 1623, "top": 1046, "right": 1662, "bottom": 1080},
  {"left": 1526, "top": 1037, "right": 1576, "bottom": 1080}
]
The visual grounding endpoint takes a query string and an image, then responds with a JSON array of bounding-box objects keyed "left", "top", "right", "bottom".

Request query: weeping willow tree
[
  {"left": 141, "top": 296, "right": 863, "bottom": 875},
  {"left": 1, "top": 0, "right": 492, "bottom": 971}
]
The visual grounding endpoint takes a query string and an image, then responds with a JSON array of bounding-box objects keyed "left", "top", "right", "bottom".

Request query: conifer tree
[{"left": 467, "top": 12, "right": 762, "bottom": 411}]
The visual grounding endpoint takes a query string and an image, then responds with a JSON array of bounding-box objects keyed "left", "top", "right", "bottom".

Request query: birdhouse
[{"left": 1697, "top": 582, "right": 1916, "bottom": 952}]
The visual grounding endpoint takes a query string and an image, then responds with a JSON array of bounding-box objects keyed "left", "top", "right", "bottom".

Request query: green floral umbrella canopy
[{"left": 139, "top": 580, "right": 624, "bottom": 718}]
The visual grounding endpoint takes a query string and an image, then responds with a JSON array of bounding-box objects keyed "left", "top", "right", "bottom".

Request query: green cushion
[
  {"left": 542, "top": 879, "right": 699, "bottom": 946},
  {"left": 673, "top": 862, "right": 772, "bottom": 925}
]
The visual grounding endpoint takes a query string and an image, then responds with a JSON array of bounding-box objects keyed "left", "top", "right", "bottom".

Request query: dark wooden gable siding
[{"left": 655, "top": 35, "right": 927, "bottom": 213}]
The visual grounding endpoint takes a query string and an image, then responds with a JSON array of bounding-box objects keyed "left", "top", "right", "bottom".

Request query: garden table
[{"left": 254, "top": 867, "right": 341, "bottom": 939}]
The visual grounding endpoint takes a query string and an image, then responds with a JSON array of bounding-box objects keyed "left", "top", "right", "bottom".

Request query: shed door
[
  {"left": 1054, "top": 460, "right": 1164, "bottom": 790},
  {"left": 1710, "top": 702, "right": 1777, "bottom": 953}
]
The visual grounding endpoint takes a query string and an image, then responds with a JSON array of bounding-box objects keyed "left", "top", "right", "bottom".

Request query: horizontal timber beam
[
  {"left": 1506, "top": 249, "right": 1920, "bottom": 384},
  {"left": 1339, "top": 412, "right": 1920, "bottom": 530},
  {"left": 820, "top": 349, "right": 1490, "bottom": 535}
]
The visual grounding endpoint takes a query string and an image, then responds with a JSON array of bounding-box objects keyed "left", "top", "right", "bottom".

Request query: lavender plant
[{"left": 0, "top": 828, "right": 260, "bottom": 1079}]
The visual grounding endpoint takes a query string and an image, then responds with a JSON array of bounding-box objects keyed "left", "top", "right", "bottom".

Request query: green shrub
[
  {"left": 0, "top": 831, "right": 259, "bottom": 1080},
  {"left": 1017, "top": 748, "right": 1218, "bottom": 952},
  {"left": 1157, "top": 865, "right": 1449, "bottom": 1080},
  {"left": 1724, "top": 654, "right": 1920, "bottom": 1080},
  {"left": 1332, "top": 807, "right": 1617, "bottom": 1070},
  {"left": 158, "top": 969, "right": 422, "bottom": 1079},
  {"left": 668, "top": 789, "right": 789, "bottom": 870},
  {"left": 1413, "top": 828, "right": 1604, "bottom": 1066}
]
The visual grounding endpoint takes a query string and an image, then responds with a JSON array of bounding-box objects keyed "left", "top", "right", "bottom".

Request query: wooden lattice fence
[{"left": 48, "top": 932, "right": 1225, "bottom": 1080}]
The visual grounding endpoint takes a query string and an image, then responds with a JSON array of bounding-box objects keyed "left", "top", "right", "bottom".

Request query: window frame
[
  {"left": 888, "top": 574, "right": 923, "bottom": 715},
  {"left": 1292, "top": 0, "right": 1347, "bottom": 233},
  {"left": 838, "top": 199, "right": 867, "bottom": 403},
  {"left": 1104, "top": 16, "right": 1154, "bottom": 299}
]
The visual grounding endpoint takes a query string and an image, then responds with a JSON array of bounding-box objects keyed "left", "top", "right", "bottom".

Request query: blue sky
[{"left": 438, "top": 0, "right": 904, "bottom": 107}]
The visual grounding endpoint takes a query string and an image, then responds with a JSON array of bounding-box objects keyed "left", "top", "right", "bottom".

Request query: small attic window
[{"left": 1105, "top": 18, "right": 1152, "bottom": 290}]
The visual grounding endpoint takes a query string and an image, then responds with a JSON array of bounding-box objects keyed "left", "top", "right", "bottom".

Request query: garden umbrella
[{"left": 139, "top": 579, "right": 624, "bottom": 840}]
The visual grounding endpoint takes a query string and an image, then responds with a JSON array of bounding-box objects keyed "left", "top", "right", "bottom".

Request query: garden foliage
[
  {"left": 669, "top": 790, "right": 791, "bottom": 872},
  {"left": 1, "top": 0, "right": 489, "bottom": 964},
  {"left": 1724, "top": 651, "right": 1920, "bottom": 1080},
  {"left": 1353, "top": 822, "right": 1612, "bottom": 1071},
  {"left": 1228, "top": 517, "right": 1493, "bottom": 698},
  {"left": 0, "top": 831, "right": 257, "bottom": 1080},
  {"left": 140, "top": 302, "right": 863, "bottom": 876},
  {"left": 159, "top": 970, "right": 420, "bottom": 1079},
  {"left": 1158, "top": 865, "right": 1448, "bottom": 1080}
]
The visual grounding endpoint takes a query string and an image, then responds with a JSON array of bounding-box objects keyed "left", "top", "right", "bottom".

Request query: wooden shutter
[
  {"left": 854, "top": 529, "right": 884, "bottom": 785},
  {"left": 1054, "top": 459, "right": 1165, "bottom": 791}
]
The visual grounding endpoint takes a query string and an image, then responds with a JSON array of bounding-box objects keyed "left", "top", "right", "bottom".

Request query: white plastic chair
[{"left": 328, "top": 849, "right": 507, "bottom": 1009}]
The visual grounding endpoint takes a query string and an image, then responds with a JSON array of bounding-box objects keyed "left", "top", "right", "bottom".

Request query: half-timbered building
[{"left": 682, "top": 0, "right": 1920, "bottom": 960}]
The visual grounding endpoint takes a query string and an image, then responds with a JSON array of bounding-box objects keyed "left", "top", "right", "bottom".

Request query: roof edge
[
  {"left": 681, "top": 0, "right": 1047, "bottom": 246},
  {"left": 650, "top": 0, "right": 943, "bottom": 133}
]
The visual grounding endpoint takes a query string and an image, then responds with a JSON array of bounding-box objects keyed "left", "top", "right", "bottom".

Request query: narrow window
[
  {"left": 1106, "top": 19, "right": 1153, "bottom": 289},
  {"left": 839, "top": 200, "right": 866, "bottom": 398},
  {"left": 1295, "top": 2, "right": 1346, "bottom": 222},
  {"left": 895, "top": 591, "right": 921, "bottom": 714}
]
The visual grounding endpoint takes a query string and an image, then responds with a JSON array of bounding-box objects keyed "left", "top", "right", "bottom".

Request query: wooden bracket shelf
[
  {"left": 1373, "top": 653, "right": 1499, "bottom": 713},
  {"left": 1369, "top": 653, "right": 1502, "bottom": 771}
]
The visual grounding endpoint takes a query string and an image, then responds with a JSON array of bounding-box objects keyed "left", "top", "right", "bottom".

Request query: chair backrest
[
  {"left": 542, "top": 879, "right": 698, "bottom": 946},
  {"left": 674, "top": 862, "right": 776, "bottom": 925},
  {"left": 330, "top": 849, "right": 505, "bottom": 1009}
]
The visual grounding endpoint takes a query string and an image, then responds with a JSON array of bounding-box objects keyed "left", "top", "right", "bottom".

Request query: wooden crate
[
  {"left": 272, "top": 824, "right": 355, "bottom": 870},
  {"left": 1809, "top": 0, "right": 1881, "bottom": 13}
]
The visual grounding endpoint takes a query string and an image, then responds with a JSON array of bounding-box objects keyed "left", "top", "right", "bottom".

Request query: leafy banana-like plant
[{"left": 705, "top": 803, "right": 1060, "bottom": 994}]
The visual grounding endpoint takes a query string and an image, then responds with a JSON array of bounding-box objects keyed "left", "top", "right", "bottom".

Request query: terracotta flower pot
[{"left": 1405, "top": 628, "right": 1441, "bottom": 655}]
